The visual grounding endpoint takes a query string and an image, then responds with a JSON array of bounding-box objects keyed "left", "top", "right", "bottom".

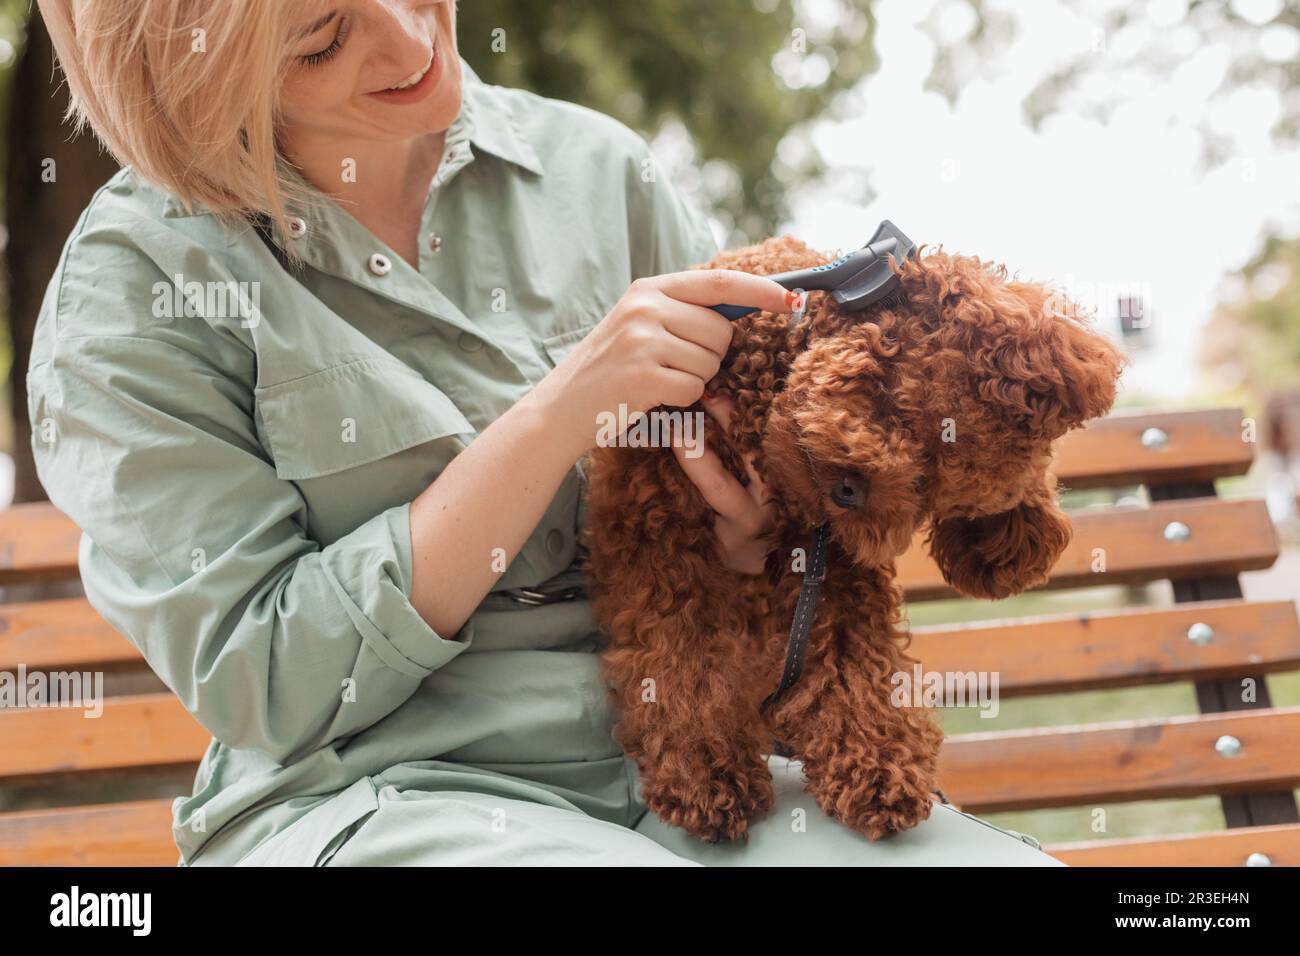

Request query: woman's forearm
[{"left": 407, "top": 383, "right": 589, "bottom": 638}]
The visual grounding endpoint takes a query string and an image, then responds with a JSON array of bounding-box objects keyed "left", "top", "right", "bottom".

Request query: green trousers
[{"left": 221, "top": 757, "right": 1061, "bottom": 867}]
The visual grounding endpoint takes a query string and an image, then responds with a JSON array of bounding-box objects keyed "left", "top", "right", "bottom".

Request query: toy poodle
[{"left": 582, "top": 236, "right": 1124, "bottom": 843}]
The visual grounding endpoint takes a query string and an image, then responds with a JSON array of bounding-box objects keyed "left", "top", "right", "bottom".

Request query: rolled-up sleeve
[{"left": 30, "top": 328, "right": 469, "bottom": 766}]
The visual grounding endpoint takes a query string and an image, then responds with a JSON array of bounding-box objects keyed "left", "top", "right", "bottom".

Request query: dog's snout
[{"left": 830, "top": 472, "right": 870, "bottom": 509}]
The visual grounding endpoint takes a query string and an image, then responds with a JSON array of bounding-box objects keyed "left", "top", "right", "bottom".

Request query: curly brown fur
[{"left": 583, "top": 236, "right": 1125, "bottom": 843}]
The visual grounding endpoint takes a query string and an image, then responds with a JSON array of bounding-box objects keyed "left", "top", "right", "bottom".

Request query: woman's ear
[{"left": 926, "top": 492, "right": 1072, "bottom": 600}]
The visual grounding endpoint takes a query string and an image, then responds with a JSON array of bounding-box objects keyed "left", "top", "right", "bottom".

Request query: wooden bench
[{"left": 1, "top": 407, "right": 1297, "bottom": 866}]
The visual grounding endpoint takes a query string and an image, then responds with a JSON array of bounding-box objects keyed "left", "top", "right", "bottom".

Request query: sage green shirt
[{"left": 28, "top": 56, "right": 718, "bottom": 865}]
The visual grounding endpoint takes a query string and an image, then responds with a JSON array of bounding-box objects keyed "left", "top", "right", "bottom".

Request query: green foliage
[
  {"left": 0, "top": 0, "right": 30, "bottom": 220},
  {"left": 1237, "top": 235, "right": 1300, "bottom": 381},
  {"left": 1212, "top": 234, "right": 1300, "bottom": 392},
  {"left": 456, "top": 0, "right": 882, "bottom": 240}
]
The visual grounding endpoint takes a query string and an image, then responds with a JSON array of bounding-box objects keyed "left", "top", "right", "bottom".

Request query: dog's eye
[{"left": 830, "top": 472, "right": 869, "bottom": 509}]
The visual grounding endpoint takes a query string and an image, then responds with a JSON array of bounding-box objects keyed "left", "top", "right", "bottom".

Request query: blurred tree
[
  {"left": 456, "top": 0, "right": 883, "bottom": 241},
  {"left": 1202, "top": 235, "right": 1300, "bottom": 398},
  {"left": 923, "top": 0, "right": 1300, "bottom": 164},
  {"left": 2, "top": 0, "right": 886, "bottom": 503}
]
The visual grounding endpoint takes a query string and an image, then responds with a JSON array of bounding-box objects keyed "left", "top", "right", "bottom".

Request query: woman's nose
[{"left": 368, "top": 0, "right": 438, "bottom": 69}]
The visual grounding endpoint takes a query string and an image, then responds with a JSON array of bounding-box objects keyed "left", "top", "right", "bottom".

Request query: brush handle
[
  {"left": 707, "top": 261, "right": 846, "bottom": 321},
  {"left": 703, "top": 222, "right": 916, "bottom": 320},
  {"left": 709, "top": 303, "right": 762, "bottom": 320}
]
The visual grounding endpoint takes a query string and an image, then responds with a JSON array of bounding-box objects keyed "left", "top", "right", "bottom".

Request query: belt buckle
[{"left": 505, "top": 584, "right": 584, "bottom": 606}]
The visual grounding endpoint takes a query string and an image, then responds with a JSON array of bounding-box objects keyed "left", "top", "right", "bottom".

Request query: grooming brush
[{"left": 709, "top": 219, "right": 917, "bottom": 320}]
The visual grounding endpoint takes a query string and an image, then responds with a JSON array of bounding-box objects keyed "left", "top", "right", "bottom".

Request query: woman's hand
[
  {"left": 532, "top": 269, "right": 792, "bottom": 458},
  {"left": 673, "top": 394, "right": 775, "bottom": 575}
]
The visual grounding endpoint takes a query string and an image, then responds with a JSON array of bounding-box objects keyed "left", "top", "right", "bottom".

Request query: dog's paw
[
  {"left": 807, "top": 765, "right": 935, "bottom": 842},
  {"left": 642, "top": 758, "right": 775, "bottom": 844}
]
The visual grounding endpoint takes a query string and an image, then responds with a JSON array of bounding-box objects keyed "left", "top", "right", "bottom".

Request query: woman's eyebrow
[{"left": 297, "top": 10, "right": 338, "bottom": 39}]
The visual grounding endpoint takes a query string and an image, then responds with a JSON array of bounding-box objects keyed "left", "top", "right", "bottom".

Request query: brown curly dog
[{"left": 582, "top": 236, "right": 1124, "bottom": 843}]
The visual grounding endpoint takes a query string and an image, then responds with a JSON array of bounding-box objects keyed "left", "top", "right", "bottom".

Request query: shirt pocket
[
  {"left": 539, "top": 316, "right": 600, "bottom": 368},
  {"left": 254, "top": 357, "right": 475, "bottom": 480}
]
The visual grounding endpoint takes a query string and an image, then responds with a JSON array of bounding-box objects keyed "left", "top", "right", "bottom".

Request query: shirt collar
[
  {"left": 160, "top": 54, "right": 543, "bottom": 220},
  {"left": 455, "top": 57, "right": 545, "bottom": 178}
]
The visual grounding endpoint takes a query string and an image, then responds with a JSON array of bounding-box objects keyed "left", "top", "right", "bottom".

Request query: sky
[{"left": 776, "top": 0, "right": 1300, "bottom": 402}]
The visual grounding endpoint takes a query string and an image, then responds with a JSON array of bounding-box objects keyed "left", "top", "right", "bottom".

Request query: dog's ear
[
  {"left": 926, "top": 485, "right": 1071, "bottom": 600},
  {"left": 994, "top": 281, "right": 1126, "bottom": 439},
  {"left": 901, "top": 256, "right": 1125, "bottom": 441}
]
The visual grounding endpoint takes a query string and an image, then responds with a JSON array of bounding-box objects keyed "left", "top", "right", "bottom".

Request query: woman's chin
[
  {"left": 412, "top": 62, "right": 460, "bottom": 133},
  {"left": 360, "top": 84, "right": 462, "bottom": 141}
]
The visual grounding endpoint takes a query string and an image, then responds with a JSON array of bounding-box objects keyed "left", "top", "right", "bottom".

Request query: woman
[{"left": 31, "top": 0, "right": 1058, "bottom": 865}]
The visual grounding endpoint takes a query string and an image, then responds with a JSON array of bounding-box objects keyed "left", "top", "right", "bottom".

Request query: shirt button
[
  {"left": 287, "top": 217, "right": 307, "bottom": 240},
  {"left": 427, "top": 232, "right": 443, "bottom": 253},
  {"left": 367, "top": 253, "right": 392, "bottom": 276},
  {"left": 545, "top": 529, "right": 566, "bottom": 556},
  {"left": 457, "top": 331, "right": 483, "bottom": 352}
]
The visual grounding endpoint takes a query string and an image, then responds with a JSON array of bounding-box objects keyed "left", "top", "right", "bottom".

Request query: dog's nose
[{"left": 830, "top": 472, "right": 870, "bottom": 509}]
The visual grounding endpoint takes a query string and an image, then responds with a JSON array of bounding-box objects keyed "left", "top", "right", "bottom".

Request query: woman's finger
[
  {"left": 700, "top": 391, "right": 734, "bottom": 431},
  {"left": 672, "top": 432, "right": 753, "bottom": 523},
  {"left": 650, "top": 268, "right": 796, "bottom": 316},
  {"left": 659, "top": 301, "right": 736, "bottom": 359},
  {"left": 657, "top": 334, "right": 722, "bottom": 384},
  {"left": 701, "top": 394, "right": 767, "bottom": 506},
  {"left": 652, "top": 366, "right": 708, "bottom": 409}
]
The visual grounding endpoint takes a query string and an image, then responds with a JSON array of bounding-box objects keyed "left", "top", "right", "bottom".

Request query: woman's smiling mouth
[
  {"left": 391, "top": 64, "right": 430, "bottom": 89},
  {"left": 368, "top": 39, "right": 440, "bottom": 104}
]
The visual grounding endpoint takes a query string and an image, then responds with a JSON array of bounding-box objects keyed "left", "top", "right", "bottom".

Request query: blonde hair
[{"left": 39, "top": 0, "right": 329, "bottom": 243}]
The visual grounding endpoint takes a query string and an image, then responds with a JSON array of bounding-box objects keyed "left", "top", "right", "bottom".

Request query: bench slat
[
  {"left": 4, "top": 706, "right": 1299, "bottom": 861},
  {"left": 899, "top": 498, "right": 1278, "bottom": 600},
  {"left": 0, "top": 799, "right": 177, "bottom": 867},
  {"left": 0, "top": 502, "right": 82, "bottom": 584},
  {"left": 9, "top": 695, "right": 1298, "bottom": 821},
  {"left": 0, "top": 503, "right": 1281, "bottom": 672},
  {"left": 911, "top": 599, "right": 1300, "bottom": 696},
  {"left": 0, "top": 693, "right": 208, "bottom": 779},
  {"left": 7, "top": 598, "right": 1296, "bottom": 697},
  {"left": 0, "top": 597, "right": 139, "bottom": 672},
  {"left": 1045, "top": 823, "right": 1300, "bottom": 867},
  {"left": 1052, "top": 408, "right": 1253, "bottom": 490},
  {"left": 0, "top": 409, "right": 1258, "bottom": 587},
  {"left": 941, "top": 707, "right": 1300, "bottom": 813}
]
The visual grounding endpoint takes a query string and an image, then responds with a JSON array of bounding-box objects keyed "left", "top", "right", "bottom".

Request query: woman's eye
[{"left": 300, "top": 17, "right": 351, "bottom": 66}]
